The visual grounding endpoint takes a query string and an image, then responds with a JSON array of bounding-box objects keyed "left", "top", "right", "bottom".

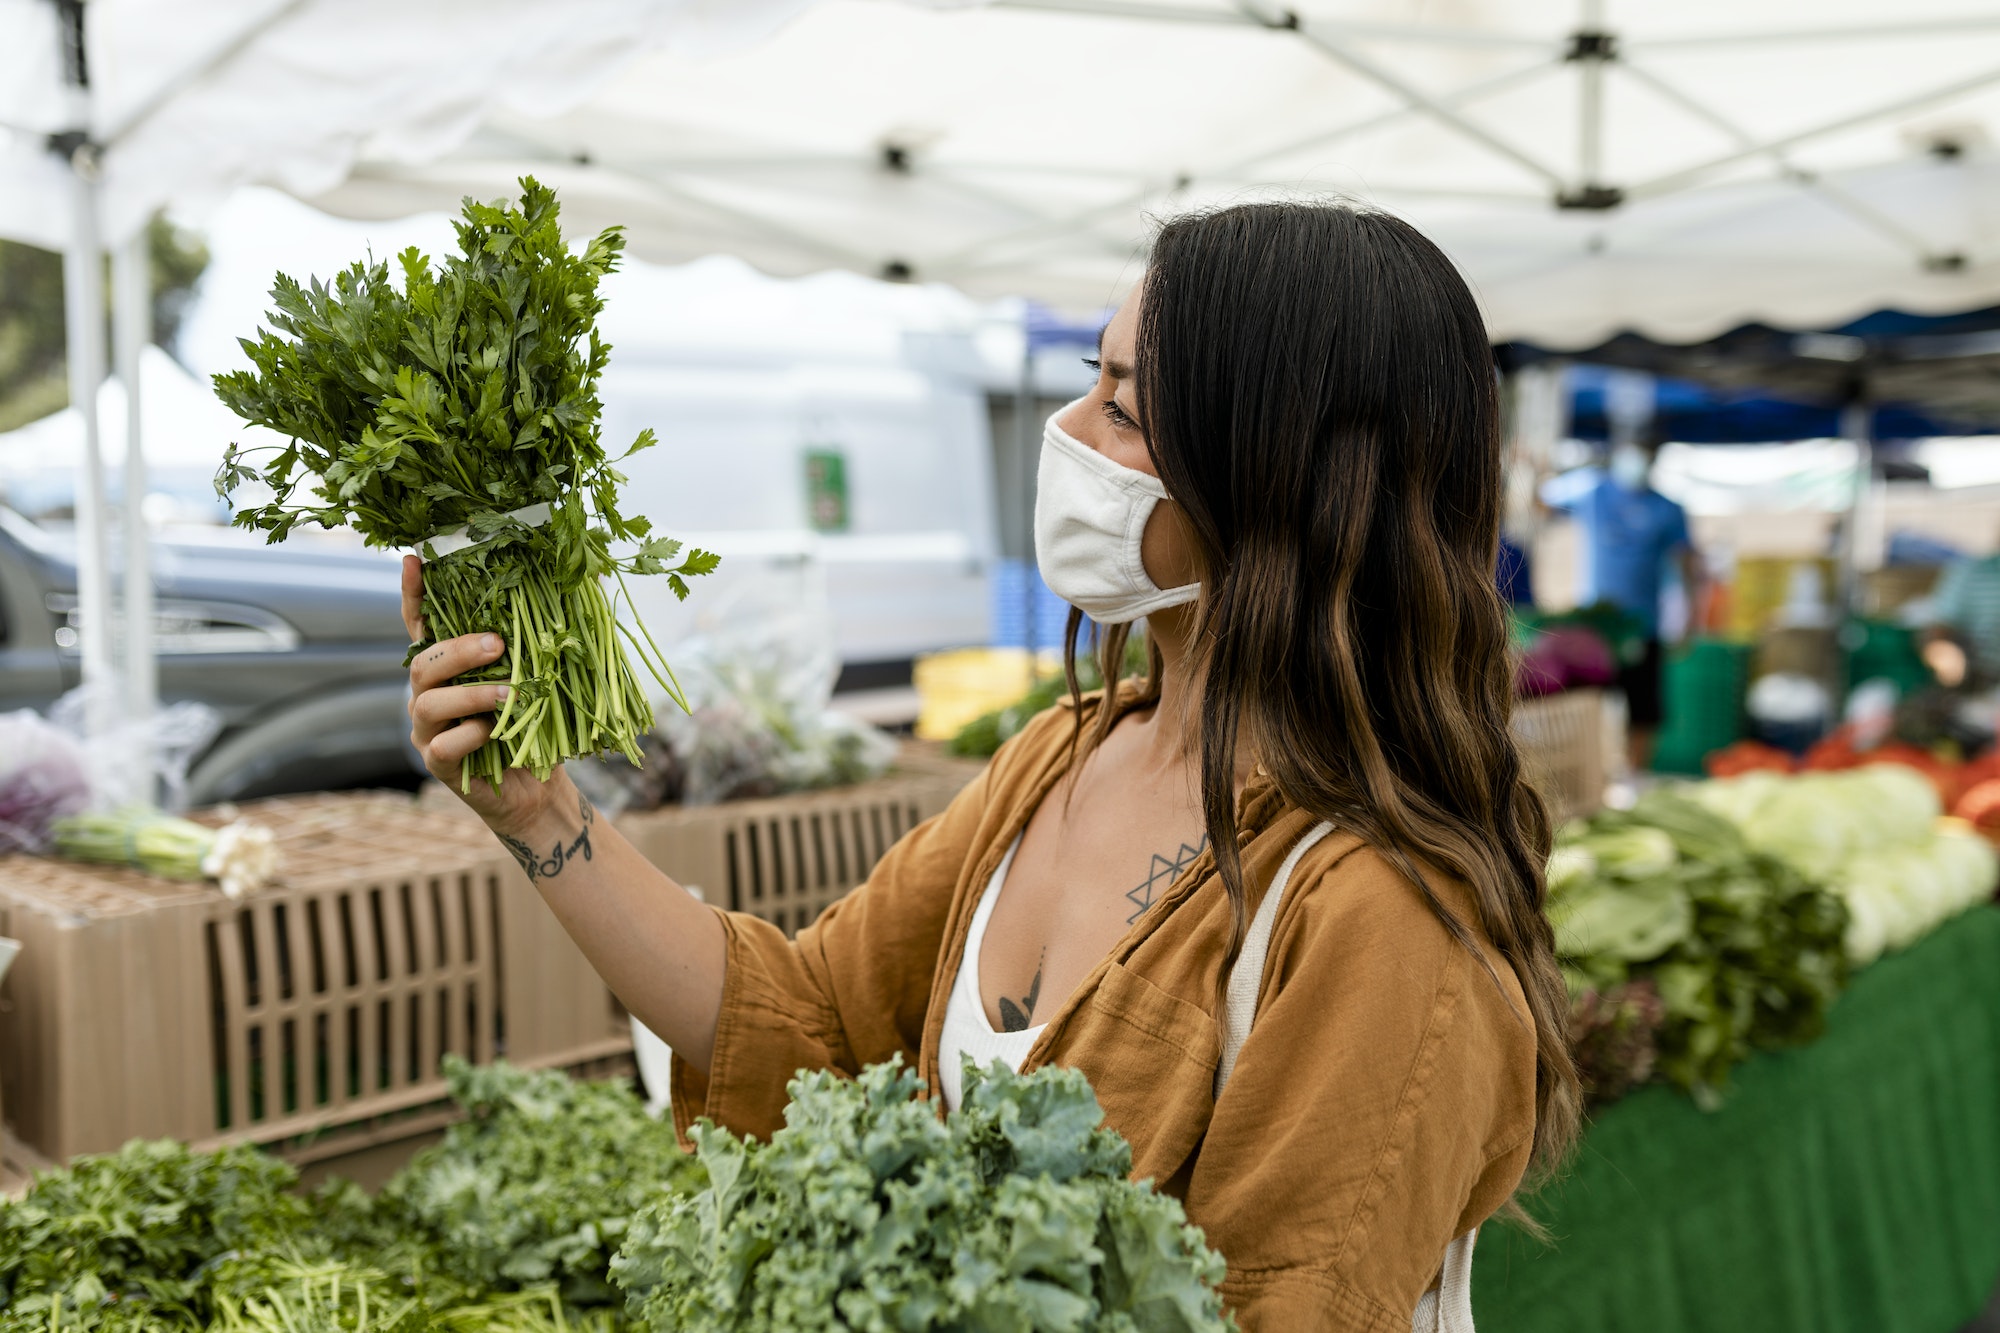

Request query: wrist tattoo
[{"left": 501, "top": 792, "right": 596, "bottom": 884}]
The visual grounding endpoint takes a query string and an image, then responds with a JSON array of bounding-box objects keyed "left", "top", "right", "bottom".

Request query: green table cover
[{"left": 1475, "top": 905, "right": 2000, "bottom": 1333}]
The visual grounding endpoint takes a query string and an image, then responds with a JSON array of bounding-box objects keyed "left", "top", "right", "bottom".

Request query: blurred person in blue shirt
[{"left": 1541, "top": 437, "right": 1702, "bottom": 765}]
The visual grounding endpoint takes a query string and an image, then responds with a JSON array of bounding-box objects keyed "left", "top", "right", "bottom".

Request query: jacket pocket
[{"left": 1058, "top": 962, "right": 1220, "bottom": 1188}]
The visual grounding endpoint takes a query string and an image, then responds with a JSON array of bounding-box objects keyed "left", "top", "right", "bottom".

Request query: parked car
[{"left": 0, "top": 506, "right": 422, "bottom": 804}]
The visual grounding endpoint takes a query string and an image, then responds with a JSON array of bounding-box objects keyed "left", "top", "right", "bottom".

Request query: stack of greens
[
  {"left": 214, "top": 179, "right": 715, "bottom": 791},
  {"left": 1551, "top": 788, "right": 1851, "bottom": 1106},
  {"left": 1691, "top": 765, "right": 1998, "bottom": 966},
  {"left": 0, "top": 1059, "right": 1235, "bottom": 1332},
  {"left": 614, "top": 1059, "right": 1234, "bottom": 1332},
  {"left": 0, "top": 1058, "right": 681, "bottom": 1331}
]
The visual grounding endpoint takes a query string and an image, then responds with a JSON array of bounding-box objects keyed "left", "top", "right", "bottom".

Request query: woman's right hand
[{"left": 402, "top": 554, "right": 565, "bottom": 833}]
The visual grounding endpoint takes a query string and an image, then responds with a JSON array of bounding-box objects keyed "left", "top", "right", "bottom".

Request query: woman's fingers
[
  {"left": 409, "top": 632, "right": 506, "bottom": 694},
  {"left": 425, "top": 713, "right": 496, "bottom": 767},
  {"left": 410, "top": 682, "right": 512, "bottom": 734},
  {"left": 401, "top": 555, "right": 427, "bottom": 642}
]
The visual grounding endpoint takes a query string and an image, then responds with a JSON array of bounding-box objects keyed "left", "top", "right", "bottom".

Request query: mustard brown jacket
[{"left": 671, "top": 697, "right": 1538, "bottom": 1331}]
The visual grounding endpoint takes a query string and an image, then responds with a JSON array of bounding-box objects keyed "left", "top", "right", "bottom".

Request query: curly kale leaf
[
  {"left": 611, "top": 1057, "right": 1234, "bottom": 1332},
  {"left": 378, "top": 1055, "right": 704, "bottom": 1304}
]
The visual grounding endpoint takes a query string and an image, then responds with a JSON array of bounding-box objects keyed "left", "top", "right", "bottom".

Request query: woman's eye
[{"left": 1101, "top": 397, "right": 1135, "bottom": 428}]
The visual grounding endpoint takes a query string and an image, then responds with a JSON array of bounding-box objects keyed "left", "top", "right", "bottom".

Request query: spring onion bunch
[
  {"left": 52, "top": 809, "right": 278, "bottom": 898},
  {"left": 213, "top": 178, "right": 716, "bottom": 790}
]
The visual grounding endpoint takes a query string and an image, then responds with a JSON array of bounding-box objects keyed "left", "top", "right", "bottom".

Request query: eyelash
[{"left": 1081, "top": 357, "right": 1135, "bottom": 427}]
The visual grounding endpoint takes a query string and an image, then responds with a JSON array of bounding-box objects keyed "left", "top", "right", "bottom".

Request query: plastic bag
[
  {"left": 48, "top": 685, "right": 222, "bottom": 813},
  {"left": 656, "top": 595, "right": 896, "bottom": 806},
  {"left": 0, "top": 710, "right": 91, "bottom": 852}
]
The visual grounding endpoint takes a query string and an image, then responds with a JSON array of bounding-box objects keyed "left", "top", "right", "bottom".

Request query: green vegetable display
[
  {"left": 0, "top": 1061, "right": 672, "bottom": 1331},
  {"left": 613, "top": 1057, "right": 1234, "bottom": 1333},
  {"left": 1554, "top": 789, "right": 1851, "bottom": 1105},
  {"left": 214, "top": 179, "right": 716, "bottom": 791},
  {"left": 376, "top": 1056, "right": 705, "bottom": 1303},
  {"left": 2, "top": 1059, "right": 1232, "bottom": 1332},
  {"left": 1691, "top": 765, "right": 1999, "bottom": 966}
]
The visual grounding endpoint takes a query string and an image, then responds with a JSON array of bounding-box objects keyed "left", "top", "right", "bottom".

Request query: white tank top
[{"left": 938, "top": 835, "right": 1041, "bottom": 1110}]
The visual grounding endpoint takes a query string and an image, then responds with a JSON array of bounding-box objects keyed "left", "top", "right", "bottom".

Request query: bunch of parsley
[
  {"left": 611, "top": 1058, "right": 1236, "bottom": 1332},
  {"left": 214, "top": 178, "right": 715, "bottom": 790}
]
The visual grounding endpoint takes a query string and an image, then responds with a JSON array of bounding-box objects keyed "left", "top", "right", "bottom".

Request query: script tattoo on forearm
[
  {"left": 500, "top": 792, "right": 596, "bottom": 884},
  {"left": 1126, "top": 836, "right": 1209, "bottom": 925}
]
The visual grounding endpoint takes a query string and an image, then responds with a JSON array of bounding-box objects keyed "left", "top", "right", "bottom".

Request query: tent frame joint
[
  {"left": 45, "top": 130, "right": 101, "bottom": 177},
  {"left": 1565, "top": 30, "right": 1618, "bottom": 62},
  {"left": 1557, "top": 184, "right": 1624, "bottom": 210}
]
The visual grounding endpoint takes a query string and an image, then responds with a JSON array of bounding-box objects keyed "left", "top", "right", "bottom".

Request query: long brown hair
[{"left": 1064, "top": 201, "right": 1579, "bottom": 1183}]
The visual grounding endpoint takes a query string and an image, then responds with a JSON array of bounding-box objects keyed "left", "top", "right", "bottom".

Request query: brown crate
[
  {"left": 0, "top": 792, "right": 626, "bottom": 1162},
  {"left": 618, "top": 770, "right": 975, "bottom": 936},
  {"left": 1514, "top": 689, "right": 1609, "bottom": 824}
]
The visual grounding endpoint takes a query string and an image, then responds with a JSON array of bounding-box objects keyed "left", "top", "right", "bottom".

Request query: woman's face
[{"left": 1055, "top": 289, "right": 1199, "bottom": 592}]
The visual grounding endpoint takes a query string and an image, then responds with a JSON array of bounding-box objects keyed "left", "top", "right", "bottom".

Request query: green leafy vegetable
[
  {"left": 0, "top": 1062, "right": 694, "bottom": 1331},
  {"left": 611, "top": 1057, "right": 1236, "bottom": 1332},
  {"left": 1694, "top": 767, "right": 1998, "bottom": 966},
  {"left": 1554, "top": 788, "right": 1851, "bottom": 1105},
  {"left": 377, "top": 1055, "right": 704, "bottom": 1303},
  {"left": 213, "top": 178, "right": 715, "bottom": 790}
]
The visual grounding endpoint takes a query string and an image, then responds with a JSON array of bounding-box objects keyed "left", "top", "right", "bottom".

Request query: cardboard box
[{"left": 0, "top": 793, "right": 626, "bottom": 1162}]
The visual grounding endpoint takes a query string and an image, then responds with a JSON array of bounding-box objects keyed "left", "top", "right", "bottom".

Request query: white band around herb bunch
[{"left": 415, "top": 502, "right": 554, "bottom": 560}]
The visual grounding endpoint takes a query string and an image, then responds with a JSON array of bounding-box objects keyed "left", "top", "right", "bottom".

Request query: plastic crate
[
  {"left": 1653, "top": 640, "right": 1753, "bottom": 775},
  {"left": 1513, "top": 688, "right": 1612, "bottom": 824},
  {"left": 616, "top": 770, "right": 975, "bottom": 937},
  {"left": 0, "top": 793, "right": 627, "bottom": 1162}
]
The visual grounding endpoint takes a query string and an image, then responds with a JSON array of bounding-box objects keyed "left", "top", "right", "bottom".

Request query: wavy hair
[{"left": 1064, "top": 201, "right": 1578, "bottom": 1183}]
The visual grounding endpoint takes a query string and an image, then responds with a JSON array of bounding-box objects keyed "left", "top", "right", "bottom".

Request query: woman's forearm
[{"left": 488, "top": 770, "right": 727, "bottom": 1072}]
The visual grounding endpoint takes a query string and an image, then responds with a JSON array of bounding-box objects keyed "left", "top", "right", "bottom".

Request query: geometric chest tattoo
[{"left": 1125, "top": 836, "right": 1208, "bottom": 926}]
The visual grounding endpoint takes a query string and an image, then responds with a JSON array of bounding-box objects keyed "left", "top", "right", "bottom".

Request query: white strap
[
  {"left": 1411, "top": 1230, "right": 1479, "bottom": 1333},
  {"left": 1214, "top": 819, "right": 1479, "bottom": 1333},
  {"left": 1216, "top": 819, "right": 1333, "bottom": 1094}
]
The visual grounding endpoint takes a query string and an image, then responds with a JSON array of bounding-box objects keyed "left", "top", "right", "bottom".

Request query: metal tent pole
[
  {"left": 1017, "top": 329, "right": 1039, "bottom": 667},
  {"left": 1838, "top": 397, "right": 1874, "bottom": 620},
  {"left": 113, "top": 228, "right": 156, "bottom": 727},
  {"left": 60, "top": 166, "right": 116, "bottom": 735},
  {"left": 52, "top": 0, "right": 116, "bottom": 735}
]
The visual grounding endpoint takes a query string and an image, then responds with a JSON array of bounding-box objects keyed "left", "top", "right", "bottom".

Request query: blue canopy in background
[
  {"left": 1511, "top": 303, "right": 2000, "bottom": 444},
  {"left": 1563, "top": 366, "right": 1976, "bottom": 444}
]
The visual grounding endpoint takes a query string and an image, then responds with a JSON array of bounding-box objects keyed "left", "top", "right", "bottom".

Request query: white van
[{"left": 597, "top": 257, "right": 1010, "bottom": 703}]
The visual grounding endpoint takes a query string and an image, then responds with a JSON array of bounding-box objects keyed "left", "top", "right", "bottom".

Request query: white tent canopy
[
  {"left": 305, "top": 0, "right": 2000, "bottom": 346},
  {"left": 0, "top": 0, "right": 823, "bottom": 252}
]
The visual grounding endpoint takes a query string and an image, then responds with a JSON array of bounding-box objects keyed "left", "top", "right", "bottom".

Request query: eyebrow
[{"left": 1092, "top": 326, "right": 1133, "bottom": 379}]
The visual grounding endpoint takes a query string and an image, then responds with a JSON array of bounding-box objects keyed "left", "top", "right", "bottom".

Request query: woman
[{"left": 405, "top": 202, "right": 1578, "bottom": 1329}]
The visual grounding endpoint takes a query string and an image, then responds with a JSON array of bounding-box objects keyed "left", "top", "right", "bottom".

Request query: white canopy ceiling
[
  {"left": 0, "top": 0, "right": 821, "bottom": 252},
  {"left": 301, "top": 0, "right": 2000, "bottom": 347},
  {"left": 9, "top": 1, "right": 2000, "bottom": 346}
]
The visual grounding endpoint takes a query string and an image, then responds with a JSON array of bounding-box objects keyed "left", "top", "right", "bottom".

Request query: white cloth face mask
[{"left": 1033, "top": 407, "right": 1201, "bottom": 625}]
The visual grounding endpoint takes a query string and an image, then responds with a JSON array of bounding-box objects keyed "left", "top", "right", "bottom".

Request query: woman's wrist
[{"left": 485, "top": 770, "right": 596, "bottom": 885}]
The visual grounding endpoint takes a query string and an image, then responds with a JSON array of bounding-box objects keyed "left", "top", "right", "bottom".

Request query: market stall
[{"left": 1476, "top": 905, "right": 2000, "bottom": 1333}]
